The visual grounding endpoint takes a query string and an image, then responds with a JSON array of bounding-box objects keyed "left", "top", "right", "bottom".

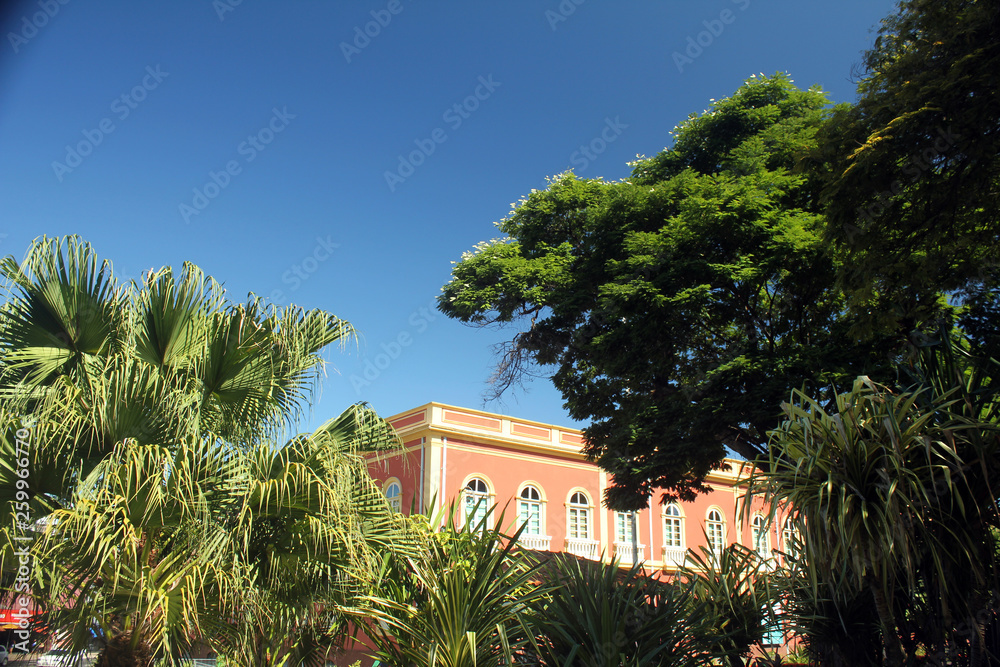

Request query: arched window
[
  {"left": 707, "top": 509, "right": 726, "bottom": 560},
  {"left": 751, "top": 514, "right": 770, "bottom": 558},
  {"left": 385, "top": 481, "right": 401, "bottom": 513},
  {"left": 567, "top": 491, "right": 590, "bottom": 540},
  {"left": 463, "top": 477, "right": 490, "bottom": 528},
  {"left": 518, "top": 485, "right": 543, "bottom": 536},
  {"left": 782, "top": 517, "right": 799, "bottom": 559},
  {"left": 663, "top": 504, "right": 683, "bottom": 549}
]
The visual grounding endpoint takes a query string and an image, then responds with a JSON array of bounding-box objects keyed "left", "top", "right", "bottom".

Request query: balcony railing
[
  {"left": 564, "top": 537, "right": 600, "bottom": 560},
  {"left": 614, "top": 542, "right": 646, "bottom": 563},
  {"left": 517, "top": 534, "right": 552, "bottom": 551},
  {"left": 661, "top": 545, "right": 688, "bottom": 568}
]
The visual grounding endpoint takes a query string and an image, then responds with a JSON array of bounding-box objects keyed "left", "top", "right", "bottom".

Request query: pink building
[{"left": 368, "top": 402, "right": 790, "bottom": 572}]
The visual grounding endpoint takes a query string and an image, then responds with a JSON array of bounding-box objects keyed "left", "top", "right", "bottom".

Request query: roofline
[
  {"left": 385, "top": 402, "right": 751, "bottom": 483},
  {"left": 388, "top": 401, "right": 585, "bottom": 434}
]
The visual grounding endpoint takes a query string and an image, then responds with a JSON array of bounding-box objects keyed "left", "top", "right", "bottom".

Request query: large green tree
[
  {"left": 439, "top": 74, "right": 899, "bottom": 510},
  {"left": 0, "top": 236, "right": 409, "bottom": 666},
  {"left": 820, "top": 0, "right": 1000, "bottom": 343}
]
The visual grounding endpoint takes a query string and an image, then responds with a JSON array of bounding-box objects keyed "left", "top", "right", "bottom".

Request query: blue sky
[{"left": 0, "top": 0, "right": 897, "bottom": 435}]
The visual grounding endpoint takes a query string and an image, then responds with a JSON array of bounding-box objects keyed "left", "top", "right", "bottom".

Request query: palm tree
[
  {"left": 0, "top": 236, "right": 409, "bottom": 666},
  {"left": 218, "top": 405, "right": 413, "bottom": 666},
  {"left": 37, "top": 403, "right": 411, "bottom": 667}
]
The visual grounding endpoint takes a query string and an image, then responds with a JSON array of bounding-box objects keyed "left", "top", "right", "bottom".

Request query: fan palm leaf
[{"left": 1, "top": 236, "right": 403, "bottom": 666}]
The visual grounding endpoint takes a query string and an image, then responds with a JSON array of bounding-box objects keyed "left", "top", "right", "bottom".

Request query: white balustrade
[
  {"left": 661, "top": 546, "right": 688, "bottom": 568},
  {"left": 614, "top": 542, "right": 646, "bottom": 563},
  {"left": 518, "top": 534, "right": 552, "bottom": 551},
  {"left": 564, "top": 538, "right": 600, "bottom": 560}
]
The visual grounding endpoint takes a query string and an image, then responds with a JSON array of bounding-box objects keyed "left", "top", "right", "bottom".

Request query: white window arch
[
  {"left": 706, "top": 508, "right": 726, "bottom": 560},
  {"left": 384, "top": 480, "right": 402, "bottom": 513},
  {"left": 567, "top": 491, "right": 591, "bottom": 540},
  {"left": 663, "top": 503, "right": 683, "bottom": 549},
  {"left": 463, "top": 477, "right": 491, "bottom": 528},
  {"left": 518, "top": 484, "right": 544, "bottom": 536},
  {"left": 751, "top": 514, "right": 770, "bottom": 558}
]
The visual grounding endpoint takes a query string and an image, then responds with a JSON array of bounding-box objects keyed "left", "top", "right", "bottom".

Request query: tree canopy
[
  {"left": 820, "top": 0, "right": 1000, "bottom": 341},
  {"left": 439, "top": 74, "right": 900, "bottom": 510}
]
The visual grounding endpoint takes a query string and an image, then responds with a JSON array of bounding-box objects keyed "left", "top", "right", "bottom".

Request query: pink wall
[{"left": 368, "top": 405, "right": 790, "bottom": 570}]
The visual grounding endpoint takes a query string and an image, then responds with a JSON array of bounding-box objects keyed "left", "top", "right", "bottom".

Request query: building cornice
[{"left": 386, "top": 402, "right": 750, "bottom": 484}]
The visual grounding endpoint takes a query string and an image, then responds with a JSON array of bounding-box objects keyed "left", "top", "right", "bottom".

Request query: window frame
[
  {"left": 615, "top": 511, "right": 636, "bottom": 545},
  {"left": 706, "top": 508, "right": 726, "bottom": 560},
  {"left": 751, "top": 514, "right": 770, "bottom": 558},
  {"left": 383, "top": 478, "right": 402, "bottom": 513},
  {"left": 566, "top": 490, "right": 592, "bottom": 541},
  {"left": 517, "top": 484, "right": 544, "bottom": 536},
  {"left": 782, "top": 517, "right": 799, "bottom": 559},
  {"left": 462, "top": 476, "right": 493, "bottom": 529},
  {"left": 663, "top": 503, "right": 684, "bottom": 549}
]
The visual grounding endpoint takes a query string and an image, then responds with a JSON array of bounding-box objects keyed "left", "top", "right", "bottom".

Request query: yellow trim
[
  {"left": 367, "top": 441, "right": 424, "bottom": 460},
  {"left": 444, "top": 442, "right": 594, "bottom": 471},
  {"left": 390, "top": 402, "right": 751, "bottom": 486},
  {"left": 382, "top": 476, "right": 402, "bottom": 494},
  {"left": 598, "top": 470, "right": 609, "bottom": 558},
  {"left": 405, "top": 401, "right": 581, "bottom": 433},
  {"left": 706, "top": 505, "right": 727, "bottom": 522},
  {"left": 442, "top": 409, "right": 503, "bottom": 432}
]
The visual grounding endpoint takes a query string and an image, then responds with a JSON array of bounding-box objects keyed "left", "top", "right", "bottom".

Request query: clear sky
[{"left": 0, "top": 0, "right": 898, "bottom": 435}]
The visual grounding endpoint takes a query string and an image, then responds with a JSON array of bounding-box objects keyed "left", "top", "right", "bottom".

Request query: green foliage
[
  {"left": 528, "top": 555, "right": 711, "bottom": 667},
  {"left": 357, "top": 503, "right": 547, "bottom": 667},
  {"left": 96, "top": 635, "right": 155, "bottom": 667},
  {"left": 680, "top": 543, "right": 776, "bottom": 667},
  {"left": 440, "top": 74, "right": 895, "bottom": 509},
  {"left": 821, "top": 0, "right": 1000, "bottom": 321},
  {"left": 748, "top": 343, "right": 1000, "bottom": 666},
  {"left": 0, "top": 236, "right": 410, "bottom": 666},
  {"left": 774, "top": 559, "right": 882, "bottom": 667}
]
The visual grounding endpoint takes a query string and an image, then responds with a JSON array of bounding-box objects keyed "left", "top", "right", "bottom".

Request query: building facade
[{"left": 368, "top": 402, "right": 789, "bottom": 572}]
